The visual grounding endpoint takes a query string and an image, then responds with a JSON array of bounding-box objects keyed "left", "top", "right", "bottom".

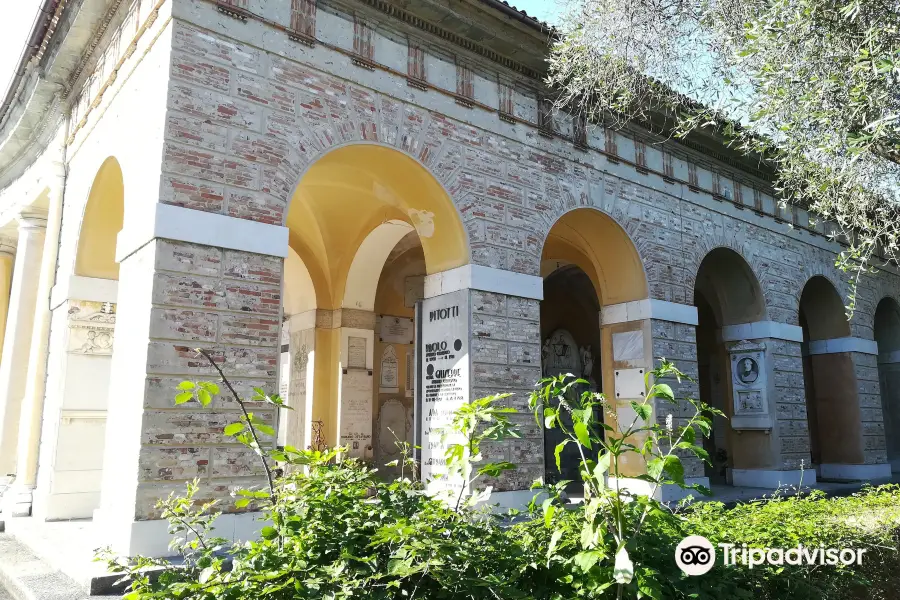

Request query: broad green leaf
[
  {"left": 174, "top": 392, "right": 193, "bottom": 405},
  {"left": 234, "top": 498, "right": 251, "bottom": 508},
  {"left": 630, "top": 401, "right": 652, "bottom": 423},
  {"left": 547, "top": 529, "right": 563, "bottom": 561},
  {"left": 224, "top": 422, "right": 245, "bottom": 436},
  {"left": 255, "top": 424, "right": 276, "bottom": 437},
  {"left": 554, "top": 440, "right": 570, "bottom": 471},
  {"left": 650, "top": 383, "right": 674, "bottom": 401},
  {"left": 574, "top": 422, "right": 592, "bottom": 450},
  {"left": 681, "top": 424, "right": 696, "bottom": 444},
  {"left": 199, "top": 566, "right": 216, "bottom": 583},
  {"left": 197, "top": 389, "right": 212, "bottom": 407},
  {"left": 199, "top": 382, "right": 220, "bottom": 394},
  {"left": 593, "top": 452, "right": 611, "bottom": 479},
  {"left": 177, "top": 381, "right": 196, "bottom": 391},
  {"left": 542, "top": 498, "right": 556, "bottom": 528},
  {"left": 260, "top": 526, "right": 278, "bottom": 540},
  {"left": 663, "top": 454, "right": 685, "bottom": 484},
  {"left": 573, "top": 549, "right": 605, "bottom": 573}
]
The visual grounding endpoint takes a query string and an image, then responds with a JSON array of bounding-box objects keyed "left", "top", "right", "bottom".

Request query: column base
[
  {"left": 819, "top": 463, "right": 892, "bottom": 481},
  {"left": 32, "top": 490, "right": 100, "bottom": 522},
  {"left": 608, "top": 476, "right": 710, "bottom": 503},
  {"left": 93, "top": 508, "right": 270, "bottom": 558},
  {"left": 1, "top": 484, "right": 34, "bottom": 517},
  {"left": 731, "top": 468, "right": 816, "bottom": 489}
]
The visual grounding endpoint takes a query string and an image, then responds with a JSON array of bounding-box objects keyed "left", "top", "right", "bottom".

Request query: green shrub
[{"left": 102, "top": 352, "right": 900, "bottom": 599}]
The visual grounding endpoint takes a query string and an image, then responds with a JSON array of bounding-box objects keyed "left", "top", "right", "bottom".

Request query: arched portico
[
  {"left": 540, "top": 208, "right": 658, "bottom": 486},
  {"left": 692, "top": 247, "right": 816, "bottom": 489},
  {"left": 279, "top": 144, "right": 469, "bottom": 461},
  {"left": 30, "top": 157, "right": 123, "bottom": 521},
  {"left": 799, "top": 276, "right": 889, "bottom": 480},
  {"left": 875, "top": 297, "right": 900, "bottom": 472}
]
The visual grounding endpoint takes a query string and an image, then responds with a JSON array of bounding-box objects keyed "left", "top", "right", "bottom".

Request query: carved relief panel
[
  {"left": 728, "top": 340, "right": 772, "bottom": 430},
  {"left": 67, "top": 301, "right": 116, "bottom": 355}
]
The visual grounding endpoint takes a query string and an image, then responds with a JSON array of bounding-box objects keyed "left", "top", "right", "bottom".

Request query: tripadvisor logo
[
  {"left": 675, "top": 535, "right": 868, "bottom": 576},
  {"left": 675, "top": 536, "right": 716, "bottom": 576}
]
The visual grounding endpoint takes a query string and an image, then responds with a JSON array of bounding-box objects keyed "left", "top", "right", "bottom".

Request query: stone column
[
  {"left": 0, "top": 215, "right": 46, "bottom": 478},
  {"left": 602, "top": 299, "right": 709, "bottom": 501},
  {"left": 0, "top": 238, "right": 17, "bottom": 366},
  {"left": 7, "top": 169, "right": 65, "bottom": 517},
  {"left": 94, "top": 204, "right": 287, "bottom": 557},
  {"left": 806, "top": 337, "right": 891, "bottom": 480},
  {"left": 302, "top": 308, "right": 377, "bottom": 459},
  {"left": 720, "top": 320, "right": 815, "bottom": 488}
]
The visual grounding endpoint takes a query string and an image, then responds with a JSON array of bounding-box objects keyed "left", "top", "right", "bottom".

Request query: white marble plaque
[
  {"left": 378, "top": 315, "right": 415, "bottom": 344},
  {"left": 614, "top": 368, "right": 646, "bottom": 399},
  {"left": 380, "top": 345, "right": 400, "bottom": 393},
  {"left": 348, "top": 336, "right": 367, "bottom": 369},
  {"left": 419, "top": 289, "right": 470, "bottom": 497},
  {"left": 613, "top": 330, "right": 643, "bottom": 361},
  {"left": 339, "top": 369, "right": 373, "bottom": 458},
  {"left": 728, "top": 340, "right": 772, "bottom": 430}
]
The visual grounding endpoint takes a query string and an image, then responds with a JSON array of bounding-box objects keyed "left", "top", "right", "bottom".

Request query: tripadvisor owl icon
[{"left": 675, "top": 536, "right": 716, "bottom": 576}]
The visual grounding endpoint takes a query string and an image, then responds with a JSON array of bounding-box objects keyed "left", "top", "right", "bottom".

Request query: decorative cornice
[
  {"left": 64, "top": 0, "right": 128, "bottom": 99},
  {"left": 355, "top": 0, "right": 544, "bottom": 80}
]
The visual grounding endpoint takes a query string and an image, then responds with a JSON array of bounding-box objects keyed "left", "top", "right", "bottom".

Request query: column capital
[
  {"left": 601, "top": 299, "right": 698, "bottom": 326},
  {"left": 16, "top": 212, "right": 48, "bottom": 231},
  {"left": 424, "top": 265, "right": 543, "bottom": 300},
  {"left": 720, "top": 320, "right": 804, "bottom": 343},
  {"left": 0, "top": 236, "right": 16, "bottom": 257}
]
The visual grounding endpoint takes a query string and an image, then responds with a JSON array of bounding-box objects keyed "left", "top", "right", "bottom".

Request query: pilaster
[
  {"left": 0, "top": 215, "right": 46, "bottom": 482},
  {"left": 94, "top": 235, "right": 282, "bottom": 557}
]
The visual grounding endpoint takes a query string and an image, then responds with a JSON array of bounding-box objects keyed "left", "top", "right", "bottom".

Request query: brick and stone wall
[{"left": 470, "top": 290, "right": 543, "bottom": 491}]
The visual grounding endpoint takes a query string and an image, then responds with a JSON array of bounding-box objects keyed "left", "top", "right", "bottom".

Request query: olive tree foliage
[{"left": 549, "top": 0, "right": 900, "bottom": 312}]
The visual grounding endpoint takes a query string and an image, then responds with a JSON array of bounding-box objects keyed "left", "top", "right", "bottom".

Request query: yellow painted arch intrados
[
  {"left": 75, "top": 157, "right": 124, "bottom": 280},
  {"left": 286, "top": 144, "right": 469, "bottom": 310},
  {"left": 541, "top": 208, "right": 648, "bottom": 305}
]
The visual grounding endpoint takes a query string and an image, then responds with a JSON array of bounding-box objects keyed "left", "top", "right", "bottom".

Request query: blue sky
[{"left": 507, "top": 0, "right": 563, "bottom": 24}]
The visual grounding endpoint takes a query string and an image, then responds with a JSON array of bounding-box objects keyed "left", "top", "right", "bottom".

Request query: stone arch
[
  {"left": 342, "top": 221, "right": 415, "bottom": 311},
  {"left": 284, "top": 143, "right": 470, "bottom": 311},
  {"left": 539, "top": 206, "right": 649, "bottom": 306},
  {"left": 694, "top": 247, "right": 768, "bottom": 326},
  {"left": 75, "top": 157, "right": 125, "bottom": 280},
  {"left": 799, "top": 275, "right": 864, "bottom": 471},
  {"left": 685, "top": 234, "right": 771, "bottom": 314},
  {"left": 798, "top": 276, "right": 852, "bottom": 340},
  {"left": 790, "top": 246, "right": 854, "bottom": 325}
]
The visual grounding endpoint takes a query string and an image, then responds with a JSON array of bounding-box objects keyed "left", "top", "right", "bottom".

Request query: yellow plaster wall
[
  {"left": 541, "top": 208, "right": 648, "bottom": 305},
  {"left": 286, "top": 145, "right": 468, "bottom": 311},
  {"left": 75, "top": 157, "right": 124, "bottom": 280}
]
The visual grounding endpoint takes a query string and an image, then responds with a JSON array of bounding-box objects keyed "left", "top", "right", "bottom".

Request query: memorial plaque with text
[{"left": 419, "top": 289, "right": 470, "bottom": 496}]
